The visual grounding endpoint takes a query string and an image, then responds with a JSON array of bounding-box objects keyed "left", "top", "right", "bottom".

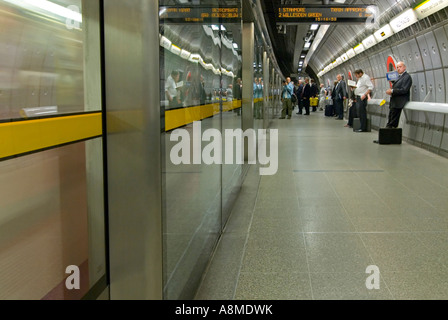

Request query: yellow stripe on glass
[
  {"left": 165, "top": 100, "right": 242, "bottom": 132},
  {"left": 0, "top": 113, "right": 102, "bottom": 160}
]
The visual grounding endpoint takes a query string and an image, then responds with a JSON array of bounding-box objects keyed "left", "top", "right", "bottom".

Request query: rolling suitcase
[
  {"left": 325, "top": 105, "right": 334, "bottom": 117},
  {"left": 378, "top": 128, "right": 402, "bottom": 144}
]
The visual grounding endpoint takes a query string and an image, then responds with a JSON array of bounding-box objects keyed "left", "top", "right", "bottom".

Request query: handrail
[
  {"left": 403, "top": 100, "right": 448, "bottom": 131},
  {"left": 367, "top": 99, "right": 386, "bottom": 106},
  {"left": 405, "top": 101, "right": 448, "bottom": 114},
  {"left": 366, "top": 93, "right": 448, "bottom": 129},
  {"left": 21, "top": 106, "right": 58, "bottom": 118}
]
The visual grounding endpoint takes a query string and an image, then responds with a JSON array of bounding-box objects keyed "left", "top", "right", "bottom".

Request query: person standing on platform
[
  {"left": 296, "top": 79, "right": 304, "bottom": 115},
  {"left": 165, "top": 70, "right": 181, "bottom": 108},
  {"left": 293, "top": 80, "right": 299, "bottom": 111},
  {"left": 334, "top": 74, "right": 347, "bottom": 120},
  {"left": 344, "top": 99, "right": 357, "bottom": 128},
  {"left": 318, "top": 83, "right": 327, "bottom": 111},
  {"left": 199, "top": 74, "right": 207, "bottom": 105},
  {"left": 280, "top": 77, "right": 294, "bottom": 119},
  {"left": 233, "top": 77, "right": 242, "bottom": 115},
  {"left": 385, "top": 61, "right": 412, "bottom": 128},
  {"left": 258, "top": 77, "right": 264, "bottom": 118},
  {"left": 328, "top": 80, "right": 338, "bottom": 117},
  {"left": 253, "top": 77, "right": 260, "bottom": 119},
  {"left": 353, "top": 69, "right": 374, "bottom": 132},
  {"left": 310, "top": 79, "right": 319, "bottom": 112},
  {"left": 302, "top": 77, "right": 311, "bottom": 116}
]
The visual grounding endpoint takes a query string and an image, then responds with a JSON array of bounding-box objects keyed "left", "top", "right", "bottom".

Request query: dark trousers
[
  {"left": 297, "top": 99, "right": 303, "bottom": 114},
  {"left": 347, "top": 105, "right": 358, "bottom": 126},
  {"left": 303, "top": 99, "right": 310, "bottom": 115},
  {"left": 356, "top": 97, "right": 368, "bottom": 131},
  {"left": 335, "top": 99, "right": 344, "bottom": 119},
  {"left": 387, "top": 108, "right": 403, "bottom": 128},
  {"left": 281, "top": 98, "right": 292, "bottom": 118}
]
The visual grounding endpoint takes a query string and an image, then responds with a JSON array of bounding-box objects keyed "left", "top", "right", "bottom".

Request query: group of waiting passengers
[{"left": 280, "top": 71, "right": 375, "bottom": 133}]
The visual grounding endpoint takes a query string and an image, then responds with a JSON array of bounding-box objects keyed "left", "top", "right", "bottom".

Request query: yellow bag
[{"left": 310, "top": 97, "right": 319, "bottom": 106}]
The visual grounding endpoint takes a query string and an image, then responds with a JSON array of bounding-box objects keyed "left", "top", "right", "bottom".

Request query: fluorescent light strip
[
  {"left": 4, "top": 0, "right": 82, "bottom": 22},
  {"left": 320, "top": 1, "right": 421, "bottom": 76},
  {"left": 159, "top": 31, "right": 236, "bottom": 78}
]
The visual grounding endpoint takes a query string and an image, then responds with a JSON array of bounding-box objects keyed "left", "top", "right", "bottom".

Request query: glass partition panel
[
  {"left": 221, "top": 18, "right": 243, "bottom": 229},
  {"left": 160, "top": 0, "right": 242, "bottom": 299}
]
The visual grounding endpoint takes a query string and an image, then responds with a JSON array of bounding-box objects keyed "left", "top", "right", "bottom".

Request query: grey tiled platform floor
[{"left": 195, "top": 111, "right": 448, "bottom": 300}]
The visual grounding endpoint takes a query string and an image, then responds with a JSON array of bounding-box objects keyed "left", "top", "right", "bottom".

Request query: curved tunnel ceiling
[{"left": 261, "top": 0, "right": 421, "bottom": 78}]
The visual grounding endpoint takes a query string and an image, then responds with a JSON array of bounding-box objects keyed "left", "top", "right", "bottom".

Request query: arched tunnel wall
[{"left": 319, "top": 14, "right": 448, "bottom": 158}]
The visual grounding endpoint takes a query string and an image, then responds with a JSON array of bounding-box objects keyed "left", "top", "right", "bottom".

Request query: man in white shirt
[
  {"left": 353, "top": 69, "right": 374, "bottom": 132},
  {"left": 165, "top": 70, "right": 181, "bottom": 108}
]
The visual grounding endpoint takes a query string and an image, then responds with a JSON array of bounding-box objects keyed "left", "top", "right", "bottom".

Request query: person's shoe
[
  {"left": 373, "top": 140, "right": 379, "bottom": 144},
  {"left": 287, "top": 116, "right": 291, "bottom": 119},
  {"left": 344, "top": 124, "right": 350, "bottom": 127},
  {"left": 336, "top": 118, "right": 343, "bottom": 120},
  {"left": 296, "top": 112, "right": 302, "bottom": 115},
  {"left": 305, "top": 113, "right": 310, "bottom": 116},
  {"left": 355, "top": 129, "right": 365, "bottom": 132}
]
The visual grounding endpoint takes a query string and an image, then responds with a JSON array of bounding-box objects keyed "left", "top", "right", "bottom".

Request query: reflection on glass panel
[
  {"left": 254, "top": 31, "right": 264, "bottom": 125},
  {"left": 221, "top": 19, "right": 243, "bottom": 228},
  {"left": 0, "top": 0, "right": 87, "bottom": 120},
  {"left": 160, "top": 0, "right": 243, "bottom": 299},
  {"left": 0, "top": 142, "right": 96, "bottom": 300}
]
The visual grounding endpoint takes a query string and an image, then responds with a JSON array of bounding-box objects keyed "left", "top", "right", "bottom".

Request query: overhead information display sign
[
  {"left": 277, "top": 5, "right": 375, "bottom": 24},
  {"left": 159, "top": 6, "right": 241, "bottom": 23}
]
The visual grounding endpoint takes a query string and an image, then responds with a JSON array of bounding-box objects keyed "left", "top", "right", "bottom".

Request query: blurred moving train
[
  {"left": 0, "top": 0, "right": 85, "bottom": 120},
  {"left": 0, "top": 0, "right": 104, "bottom": 300}
]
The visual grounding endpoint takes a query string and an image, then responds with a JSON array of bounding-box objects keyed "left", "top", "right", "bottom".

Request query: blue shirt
[
  {"left": 253, "top": 82, "right": 259, "bottom": 99},
  {"left": 283, "top": 82, "right": 294, "bottom": 99}
]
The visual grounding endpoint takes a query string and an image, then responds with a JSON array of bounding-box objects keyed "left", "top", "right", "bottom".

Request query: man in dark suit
[
  {"left": 385, "top": 61, "right": 412, "bottom": 128},
  {"left": 334, "top": 74, "right": 347, "bottom": 120},
  {"left": 296, "top": 79, "right": 304, "bottom": 114},
  {"left": 302, "top": 77, "right": 311, "bottom": 116}
]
